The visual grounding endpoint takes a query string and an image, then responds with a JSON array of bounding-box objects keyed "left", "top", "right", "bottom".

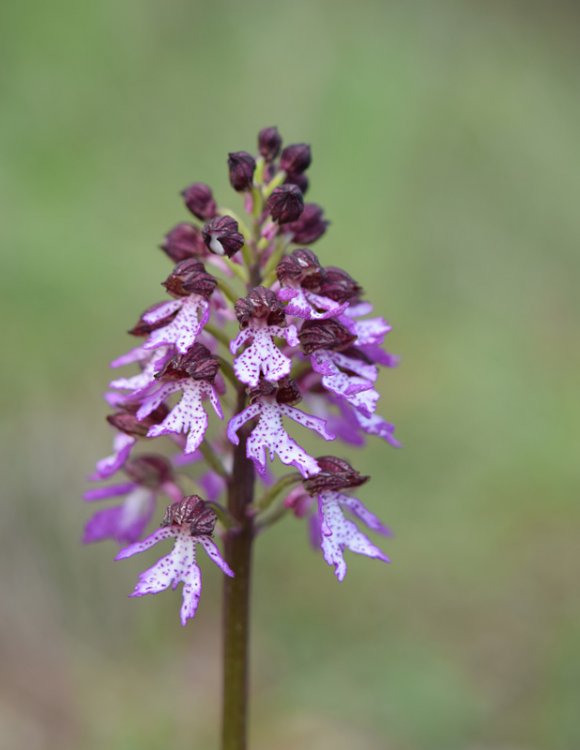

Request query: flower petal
[
  {"left": 84, "top": 481, "right": 136, "bottom": 501},
  {"left": 331, "top": 352, "right": 378, "bottom": 383},
  {"left": 233, "top": 328, "right": 293, "bottom": 387},
  {"left": 89, "top": 433, "right": 136, "bottom": 480},
  {"left": 136, "top": 382, "right": 179, "bottom": 421},
  {"left": 144, "top": 297, "right": 208, "bottom": 354},
  {"left": 355, "top": 411, "right": 401, "bottom": 447},
  {"left": 278, "top": 403, "right": 335, "bottom": 441},
  {"left": 83, "top": 487, "right": 155, "bottom": 545},
  {"left": 147, "top": 382, "right": 209, "bottom": 454},
  {"left": 278, "top": 287, "right": 347, "bottom": 320},
  {"left": 198, "top": 537, "right": 234, "bottom": 577},
  {"left": 227, "top": 401, "right": 262, "bottom": 445},
  {"left": 142, "top": 299, "right": 182, "bottom": 324},
  {"left": 115, "top": 526, "right": 176, "bottom": 560},
  {"left": 318, "top": 493, "right": 390, "bottom": 581},
  {"left": 247, "top": 401, "right": 322, "bottom": 477},
  {"left": 335, "top": 492, "right": 391, "bottom": 535},
  {"left": 110, "top": 344, "right": 150, "bottom": 369}
]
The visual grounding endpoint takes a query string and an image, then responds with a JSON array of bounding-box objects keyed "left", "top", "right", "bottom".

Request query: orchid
[
  {"left": 116, "top": 496, "right": 233, "bottom": 625},
  {"left": 86, "top": 126, "right": 400, "bottom": 750}
]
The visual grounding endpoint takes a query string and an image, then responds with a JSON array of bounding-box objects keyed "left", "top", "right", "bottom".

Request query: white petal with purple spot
[{"left": 318, "top": 491, "right": 389, "bottom": 581}]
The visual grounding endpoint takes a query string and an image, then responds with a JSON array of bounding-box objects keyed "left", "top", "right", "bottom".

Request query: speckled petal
[
  {"left": 142, "top": 299, "right": 182, "bottom": 324},
  {"left": 233, "top": 328, "right": 293, "bottom": 386},
  {"left": 136, "top": 381, "right": 180, "bottom": 421},
  {"left": 318, "top": 492, "right": 390, "bottom": 581},
  {"left": 198, "top": 537, "right": 234, "bottom": 577},
  {"left": 278, "top": 287, "right": 346, "bottom": 320},
  {"left": 230, "top": 327, "right": 253, "bottom": 355},
  {"left": 355, "top": 411, "right": 401, "bottom": 447},
  {"left": 269, "top": 324, "right": 299, "bottom": 348},
  {"left": 335, "top": 492, "right": 391, "bottom": 535},
  {"left": 144, "top": 296, "right": 209, "bottom": 354},
  {"left": 121, "top": 531, "right": 201, "bottom": 625},
  {"left": 352, "top": 317, "right": 391, "bottom": 346},
  {"left": 180, "top": 562, "right": 203, "bottom": 626},
  {"left": 147, "top": 382, "right": 209, "bottom": 454},
  {"left": 206, "top": 384, "right": 224, "bottom": 419},
  {"left": 278, "top": 403, "right": 335, "bottom": 442},
  {"left": 110, "top": 349, "right": 171, "bottom": 393},
  {"left": 331, "top": 352, "right": 378, "bottom": 383},
  {"left": 227, "top": 402, "right": 262, "bottom": 445},
  {"left": 311, "top": 351, "right": 378, "bottom": 418},
  {"left": 115, "top": 526, "right": 176, "bottom": 560},
  {"left": 246, "top": 401, "right": 322, "bottom": 477},
  {"left": 305, "top": 292, "right": 349, "bottom": 318}
]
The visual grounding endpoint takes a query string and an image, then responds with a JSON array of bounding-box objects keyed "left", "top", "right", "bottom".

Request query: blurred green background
[{"left": 2, "top": 1, "right": 579, "bottom": 748}]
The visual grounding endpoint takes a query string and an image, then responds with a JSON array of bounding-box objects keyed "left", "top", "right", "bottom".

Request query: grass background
[{"left": 1, "top": 1, "right": 579, "bottom": 748}]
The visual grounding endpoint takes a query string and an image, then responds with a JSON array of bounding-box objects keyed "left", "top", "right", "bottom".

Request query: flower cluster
[{"left": 86, "top": 126, "right": 398, "bottom": 624}]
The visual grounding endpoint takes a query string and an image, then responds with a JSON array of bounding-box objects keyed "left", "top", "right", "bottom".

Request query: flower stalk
[{"left": 222, "top": 391, "right": 256, "bottom": 750}]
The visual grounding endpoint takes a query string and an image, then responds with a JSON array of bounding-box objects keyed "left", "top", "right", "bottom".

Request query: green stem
[
  {"left": 251, "top": 473, "right": 301, "bottom": 514},
  {"left": 261, "top": 236, "right": 286, "bottom": 275},
  {"left": 262, "top": 170, "right": 286, "bottom": 199},
  {"left": 217, "top": 356, "right": 238, "bottom": 389},
  {"left": 220, "top": 171, "right": 267, "bottom": 750},
  {"left": 217, "top": 278, "right": 241, "bottom": 305},
  {"left": 255, "top": 502, "right": 290, "bottom": 533},
  {"left": 205, "top": 322, "right": 232, "bottom": 349},
  {"left": 199, "top": 440, "right": 229, "bottom": 481},
  {"left": 221, "top": 388, "right": 255, "bottom": 750},
  {"left": 223, "top": 257, "right": 250, "bottom": 283}
]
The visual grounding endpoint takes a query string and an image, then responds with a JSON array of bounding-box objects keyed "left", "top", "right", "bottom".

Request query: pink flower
[
  {"left": 231, "top": 287, "right": 298, "bottom": 387},
  {"left": 136, "top": 345, "right": 223, "bottom": 455},
  {"left": 227, "top": 380, "right": 334, "bottom": 477},
  {"left": 302, "top": 457, "right": 391, "bottom": 580},
  {"left": 85, "top": 456, "right": 182, "bottom": 545},
  {"left": 116, "top": 497, "right": 233, "bottom": 625}
]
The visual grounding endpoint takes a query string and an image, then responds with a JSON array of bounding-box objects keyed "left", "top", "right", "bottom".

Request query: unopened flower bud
[
  {"left": 299, "top": 319, "right": 356, "bottom": 354},
  {"left": 162, "top": 259, "right": 217, "bottom": 299},
  {"left": 157, "top": 343, "right": 219, "bottom": 382},
  {"left": 286, "top": 203, "right": 329, "bottom": 245},
  {"left": 235, "top": 286, "right": 286, "bottom": 328},
  {"left": 266, "top": 184, "right": 304, "bottom": 224},
  {"left": 160, "top": 223, "right": 207, "bottom": 262},
  {"left": 228, "top": 151, "right": 256, "bottom": 192},
  {"left": 248, "top": 379, "right": 277, "bottom": 403},
  {"left": 258, "top": 126, "right": 282, "bottom": 161},
  {"left": 181, "top": 183, "right": 217, "bottom": 221},
  {"left": 125, "top": 455, "right": 174, "bottom": 487},
  {"left": 280, "top": 143, "right": 311, "bottom": 174},
  {"left": 304, "top": 456, "right": 369, "bottom": 494},
  {"left": 107, "top": 404, "right": 169, "bottom": 437},
  {"left": 276, "top": 248, "right": 323, "bottom": 289},
  {"left": 247, "top": 377, "right": 300, "bottom": 405},
  {"left": 275, "top": 377, "right": 302, "bottom": 405},
  {"left": 202, "top": 216, "right": 245, "bottom": 258},
  {"left": 320, "top": 266, "right": 363, "bottom": 303},
  {"left": 161, "top": 495, "right": 217, "bottom": 536}
]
